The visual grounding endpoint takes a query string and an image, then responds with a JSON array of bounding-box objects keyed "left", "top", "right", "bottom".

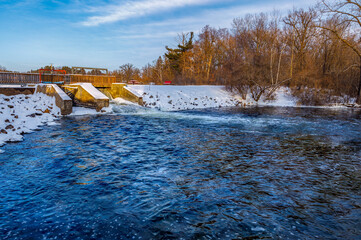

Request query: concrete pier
[
  {"left": 62, "top": 83, "right": 109, "bottom": 111},
  {"left": 36, "top": 84, "right": 73, "bottom": 115},
  {"left": 109, "top": 83, "right": 143, "bottom": 105},
  {"left": 1, "top": 82, "right": 114, "bottom": 115}
]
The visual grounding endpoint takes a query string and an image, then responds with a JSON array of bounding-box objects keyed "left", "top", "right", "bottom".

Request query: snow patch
[
  {"left": 235, "top": 87, "right": 355, "bottom": 108},
  {"left": 52, "top": 84, "right": 72, "bottom": 100},
  {"left": 243, "top": 87, "right": 297, "bottom": 107},
  {"left": 0, "top": 93, "right": 61, "bottom": 150},
  {"left": 0, "top": 85, "right": 24, "bottom": 88},
  {"left": 126, "top": 85, "right": 240, "bottom": 111},
  {"left": 70, "top": 83, "right": 108, "bottom": 99},
  {"left": 70, "top": 106, "right": 113, "bottom": 116}
]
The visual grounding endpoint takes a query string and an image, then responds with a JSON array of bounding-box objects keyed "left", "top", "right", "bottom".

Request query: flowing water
[{"left": 0, "top": 105, "right": 360, "bottom": 239}]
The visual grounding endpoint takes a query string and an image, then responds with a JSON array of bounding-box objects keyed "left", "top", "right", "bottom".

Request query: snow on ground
[
  {"left": 124, "top": 85, "right": 355, "bottom": 109},
  {"left": 126, "top": 85, "right": 240, "bottom": 111},
  {"left": 243, "top": 87, "right": 298, "bottom": 107},
  {"left": 0, "top": 93, "right": 61, "bottom": 150},
  {"left": 243, "top": 87, "right": 356, "bottom": 108},
  {"left": 125, "top": 85, "right": 297, "bottom": 110}
]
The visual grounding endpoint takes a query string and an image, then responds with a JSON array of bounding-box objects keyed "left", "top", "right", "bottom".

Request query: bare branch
[
  {"left": 318, "top": 25, "right": 361, "bottom": 57},
  {"left": 321, "top": 0, "right": 361, "bottom": 27}
]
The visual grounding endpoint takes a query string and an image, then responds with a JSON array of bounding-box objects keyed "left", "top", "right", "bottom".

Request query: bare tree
[
  {"left": 319, "top": 0, "right": 361, "bottom": 103},
  {"left": 283, "top": 8, "right": 317, "bottom": 75},
  {"left": 153, "top": 57, "right": 164, "bottom": 84},
  {"left": 193, "top": 26, "right": 218, "bottom": 84},
  {"left": 230, "top": 13, "right": 290, "bottom": 101},
  {"left": 118, "top": 63, "right": 140, "bottom": 83}
]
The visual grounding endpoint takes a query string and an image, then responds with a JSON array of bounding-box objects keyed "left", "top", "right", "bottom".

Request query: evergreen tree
[{"left": 165, "top": 32, "right": 194, "bottom": 74}]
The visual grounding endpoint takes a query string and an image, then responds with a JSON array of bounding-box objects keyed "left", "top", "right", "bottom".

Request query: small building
[
  {"left": 164, "top": 81, "right": 172, "bottom": 85},
  {"left": 128, "top": 80, "right": 141, "bottom": 85}
]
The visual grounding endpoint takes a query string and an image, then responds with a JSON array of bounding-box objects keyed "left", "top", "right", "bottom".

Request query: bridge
[{"left": 0, "top": 72, "right": 117, "bottom": 88}]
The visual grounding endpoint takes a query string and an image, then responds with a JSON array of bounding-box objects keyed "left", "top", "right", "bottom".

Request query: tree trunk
[
  {"left": 290, "top": 31, "right": 294, "bottom": 79},
  {"left": 206, "top": 56, "right": 213, "bottom": 83},
  {"left": 357, "top": 61, "right": 361, "bottom": 104}
]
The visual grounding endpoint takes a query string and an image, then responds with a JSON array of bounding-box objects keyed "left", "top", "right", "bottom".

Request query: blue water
[{"left": 0, "top": 106, "right": 360, "bottom": 239}]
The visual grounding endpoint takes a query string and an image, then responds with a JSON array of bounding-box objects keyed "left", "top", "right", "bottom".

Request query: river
[{"left": 0, "top": 105, "right": 360, "bottom": 239}]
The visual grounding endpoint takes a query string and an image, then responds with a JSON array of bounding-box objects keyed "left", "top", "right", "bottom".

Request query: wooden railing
[
  {"left": 69, "top": 75, "right": 116, "bottom": 88},
  {"left": 0, "top": 72, "right": 117, "bottom": 88},
  {"left": 0, "top": 72, "right": 40, "bottom": 84}
]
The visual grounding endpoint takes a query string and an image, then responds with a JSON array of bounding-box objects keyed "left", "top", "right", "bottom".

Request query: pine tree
[{"left": 165, "top": 32, "right": 194, "bottom": 74}]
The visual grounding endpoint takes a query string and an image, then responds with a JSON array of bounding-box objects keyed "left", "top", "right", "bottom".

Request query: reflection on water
[{"left": 0, "top": 106, "right": 360, "bottom": 239}]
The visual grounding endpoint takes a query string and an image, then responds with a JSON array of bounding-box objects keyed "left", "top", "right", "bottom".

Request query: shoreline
[{"left": 1, "top": 87, "right": 360, "bottom": 152}]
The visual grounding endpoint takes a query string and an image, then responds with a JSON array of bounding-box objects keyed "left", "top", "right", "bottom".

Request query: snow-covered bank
[
  {"left": 124, "top": 85, "right": 357, "bottom": 109},
  {"left": 243, "top": 87, "right": 297, "bottom": 107},
  {"left": 0, "top": 93, "right": 61, "bottom": 150},
  {"left": 125, "top": 85, "right": 297, "bottom": 110},
  {"left": 243, "top": 87, "right": 358, "bottom": 108},
  {"left": 126, "top": 85, "right": 240, "bottom": 111}
]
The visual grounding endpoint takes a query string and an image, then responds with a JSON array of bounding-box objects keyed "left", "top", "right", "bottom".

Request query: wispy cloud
[
  {"left": 107, "top": 0, "right": 319, "bottom": 40},
  {"left": 81, "top": 0, "right": 217, "bottom": 26},
  {"left": 0, "top": 0, "right": 319, "bottom": 71}
]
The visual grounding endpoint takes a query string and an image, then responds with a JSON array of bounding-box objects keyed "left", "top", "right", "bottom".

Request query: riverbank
[
  {"left": 241, "top": 87, "right": 359, "bottom": 108},
  {"left": 1, "top": 85, "right": 359, "bottom": 152},
  {"left": 125, "top": 85, "right": 359, "bottom": 109},
  {"left": 126, "top": 85, "right": 240, "bottom": 111},
  {"left": 0, "top": 93, "right": 61, "bottom": 148}
]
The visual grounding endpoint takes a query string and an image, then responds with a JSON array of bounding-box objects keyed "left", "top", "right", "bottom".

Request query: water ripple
[{"left": 0, "top": 106, "right": 360, "bottom": 239}]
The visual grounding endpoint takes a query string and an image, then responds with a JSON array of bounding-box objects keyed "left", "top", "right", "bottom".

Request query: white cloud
[
  {"left": 108, "top": 0, "right": 319, "bottom": 40},
  {"left": 81, "top": 0, "right": 217, "bottom": 26}
]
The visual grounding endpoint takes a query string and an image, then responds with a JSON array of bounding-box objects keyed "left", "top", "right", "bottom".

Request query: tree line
[{"left": 113, "top": 0, "right": 361, "bottom": 104}]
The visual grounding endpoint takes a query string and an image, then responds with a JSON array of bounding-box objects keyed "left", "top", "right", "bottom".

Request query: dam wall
[
  {"left": 109, "top": 83, "right": 143, "bottom": 106},
  {"left": 36, "top": 84, "right": 73, "bottom": 115},
  {"left": 63, "top": 83, "right": 109, "bottom": 111}
]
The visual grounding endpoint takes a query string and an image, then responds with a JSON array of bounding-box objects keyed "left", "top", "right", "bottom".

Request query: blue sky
[{"left": 0, "top": 0, "right": 318, "bottom": 72}]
